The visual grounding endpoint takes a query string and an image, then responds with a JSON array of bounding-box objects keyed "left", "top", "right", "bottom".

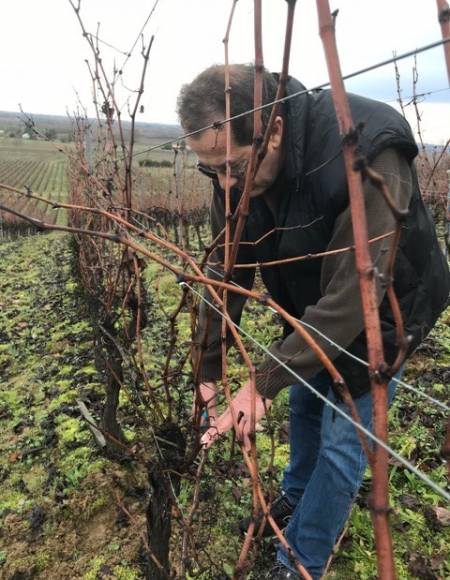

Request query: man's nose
[{"left": 217, "top": 172, "right": 238, "bottom": 191}]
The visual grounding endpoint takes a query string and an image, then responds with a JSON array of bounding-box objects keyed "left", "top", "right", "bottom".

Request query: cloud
[{"left": 387, "top": 101, "right": 450, "bottom": 145}]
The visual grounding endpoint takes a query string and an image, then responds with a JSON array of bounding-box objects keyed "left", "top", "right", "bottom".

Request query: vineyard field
[
  {"left": 0, "top": 139, "right": 69, "bottom": 191},
  {"left": 0, "top": 137, "right": 213, "bottom": 235},
  {"left": 0, "top": 139, "right": 70, "bottom": 230},
  {"left": 0, "top": 158, "right": 68, "bottom": 196}
]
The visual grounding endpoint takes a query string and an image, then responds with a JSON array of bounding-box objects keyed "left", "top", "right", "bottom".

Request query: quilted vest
[{"left": 216, "top": 77, "right": 449, "bottom": 396}]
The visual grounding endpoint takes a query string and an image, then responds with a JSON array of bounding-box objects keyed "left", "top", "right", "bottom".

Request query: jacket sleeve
[
  {"left": 195, "top": 182, "right": 256, "bottom": 382},
  {"left": 255, "top": 148, "right": 413, "bottom": 399}
]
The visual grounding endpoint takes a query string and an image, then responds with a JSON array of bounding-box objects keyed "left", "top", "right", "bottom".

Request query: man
[{"left": 177, "top": 64, "right": 449, "bottom": 579}]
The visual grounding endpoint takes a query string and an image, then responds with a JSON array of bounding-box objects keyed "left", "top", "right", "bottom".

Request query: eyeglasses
[{"left": 196, "top": 156, "right": 249, "bottom": 181}]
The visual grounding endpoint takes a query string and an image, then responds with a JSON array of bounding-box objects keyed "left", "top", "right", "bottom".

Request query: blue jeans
[{"left": 278, "top": 370, "right": 397, "bottom": 579}]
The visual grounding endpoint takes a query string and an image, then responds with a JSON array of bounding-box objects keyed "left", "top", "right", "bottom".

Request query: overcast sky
[{"left": 1, "top": 0, "right": 449, "bottom": 143}]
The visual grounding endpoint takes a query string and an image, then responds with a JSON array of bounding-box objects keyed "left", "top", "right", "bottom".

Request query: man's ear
[{"left": 268, "top": 115, "right": 284, "bottom": 151}]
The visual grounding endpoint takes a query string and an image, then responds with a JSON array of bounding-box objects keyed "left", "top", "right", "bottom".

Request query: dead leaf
[
  {"left": 430, "top": 553, "right": 446, "bottom": 570},
  {"left": 9, "top": 451, "right": 20, "bottom": 463},
  {"left": 231, "top": 483, "right": 242, "bottom": 503},
  {"left": 432, "top": 506, "right": 450, "bottom": 526},
  {"left": 388, "top": 456, "right": 403, "bottom": 467},
  {"left": 399, "top": 494, "right": 419, "bottom": 509}
]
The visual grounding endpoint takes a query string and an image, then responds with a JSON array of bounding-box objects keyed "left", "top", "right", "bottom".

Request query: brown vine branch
[{"left": 316, "top": 1, "right": 396, "bottom": 577}]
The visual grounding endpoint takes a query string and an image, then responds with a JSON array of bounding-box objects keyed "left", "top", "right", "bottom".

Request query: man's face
[{"left": 186, "top": 116, "right": 284, "bottom": 198}]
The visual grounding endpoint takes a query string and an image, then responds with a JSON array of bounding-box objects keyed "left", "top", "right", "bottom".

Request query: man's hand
[
  {"left": 200, "top": 380, "right": 272, "bottom": 451},
  {"left": 193, "top": 381, "right": 218, "bottom": 429}
]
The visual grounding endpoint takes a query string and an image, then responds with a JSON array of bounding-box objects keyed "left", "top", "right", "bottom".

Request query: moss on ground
[
  {"left": 0, "top": 232, "right": 448, "bottom": 579},
  {"left": 141, "top": 257, "right": 450, "bottom": 579},
  {"left": 0, "top": 233, "right": 147, "bottom": 579}
]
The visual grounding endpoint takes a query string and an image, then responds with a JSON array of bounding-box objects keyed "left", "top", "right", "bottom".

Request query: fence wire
[
  {"left": 206, "top": 266, "right": 450, "bottom": 413},
  {"left": 182, "top": 281, "right": 450, "bottom": 504},
  {"left": 132, "top": 36, "right": 450, "bottom": 160}
]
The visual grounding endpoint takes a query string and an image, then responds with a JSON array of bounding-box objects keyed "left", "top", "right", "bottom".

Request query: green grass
[
  {"left": 0, "top": 233, "right": 144, "bottom": 579},
  {"left": 143, "top": 258, "right": 450, "bottom": 579}
]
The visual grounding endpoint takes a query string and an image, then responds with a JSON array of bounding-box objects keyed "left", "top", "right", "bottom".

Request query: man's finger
[
  {"left": 237, "top": 419, "right": 250, "bottom": 451},
  {"left": 237, "top": 419, "right": 253, "bottom": 452},
  {"left": 200, "top": 408, "right": 233, "bottom": 448},
  {"left": 200, "top": 425, "right": 220, "bottom": 448},
  {"left": 243, "top": 432, "right": 252, "bottom": 452}
]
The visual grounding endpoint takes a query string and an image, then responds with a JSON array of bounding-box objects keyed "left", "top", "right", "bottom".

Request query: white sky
[{"left": 1, "top": 0, "right": 449, "bottom": 143}]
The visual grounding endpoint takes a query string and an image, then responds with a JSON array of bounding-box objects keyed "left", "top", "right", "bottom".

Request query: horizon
[
  {"left": 0, "top": 0, "right": 448, "bottom": 145},
  {"left": 1, "top": 98, "right": 448, "bottom": 148}
]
